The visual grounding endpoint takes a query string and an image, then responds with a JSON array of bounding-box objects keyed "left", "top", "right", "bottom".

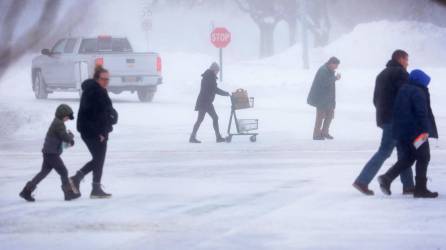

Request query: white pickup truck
[{"left": 31, "top": 36, "right": 162, "bottom": 102}]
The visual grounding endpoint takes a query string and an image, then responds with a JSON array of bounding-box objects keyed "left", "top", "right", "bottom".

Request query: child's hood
[
  {"left": 55, "top": 104, "right": 74, "bottom": 120},
  {"left": 409, "top": 69, "right": 431, "bottom": 88}
]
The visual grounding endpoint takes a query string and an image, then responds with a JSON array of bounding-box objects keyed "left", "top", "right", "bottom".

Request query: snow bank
[
  {"left": 325, "top": 21, "right": 446, "bottom": 68},
  {"left": 261, "top": 21, "right": 446, "bottom": 69}
]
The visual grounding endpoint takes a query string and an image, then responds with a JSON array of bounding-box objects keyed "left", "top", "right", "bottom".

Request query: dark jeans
[
  {"left": 355, "top": 123, "right": 414, "bottom": 188},
  {"left": 79, "top": 135, "right": 108, "bottom": 184},
  {"left": 30, "top": 154, "right": 69, "bottom": 187},
  {"left": 191, "top": 104, "right": 222, "bottom": 139},
  {"left": 384, "top": 140, "right": 430, "bottom": 182}
]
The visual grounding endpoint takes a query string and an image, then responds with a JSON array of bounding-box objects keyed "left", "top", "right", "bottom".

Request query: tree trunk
[
  {"left": 287, "top": 19, "right": 298, "bottom": 47},
  {"left": 258, "top": 22, "right": 276, "bottom": 58}
]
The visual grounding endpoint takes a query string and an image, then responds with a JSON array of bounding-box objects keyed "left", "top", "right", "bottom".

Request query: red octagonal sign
[{"left": 211, "top": 27, "right": 231, "bottom": 48}]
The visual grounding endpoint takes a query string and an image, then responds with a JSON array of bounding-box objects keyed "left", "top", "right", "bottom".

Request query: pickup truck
[{"left": 31, "top": 36, "right": 162, "bottom": 102}]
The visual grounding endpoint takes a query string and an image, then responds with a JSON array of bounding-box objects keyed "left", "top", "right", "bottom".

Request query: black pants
[
  {"left": 191, "top": 105, "right": 222, "bottom": 139},
  {"left": 30, "top": 154, "right": 69, "bottom": 187},
  {"left": 385, "top": 140, "right": 430, "bottom": 182},
  {"left": 79, "top": 135, "right": 108, "bottom": 184}
]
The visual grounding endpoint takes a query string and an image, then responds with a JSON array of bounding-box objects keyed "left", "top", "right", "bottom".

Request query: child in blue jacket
[{"left": 378, "top": 69, "right": 438, "bottom": 198}]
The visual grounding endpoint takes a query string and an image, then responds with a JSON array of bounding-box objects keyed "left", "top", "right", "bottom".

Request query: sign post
[{"left": 210, "top": 27, "right": 231, "bottom": 82}]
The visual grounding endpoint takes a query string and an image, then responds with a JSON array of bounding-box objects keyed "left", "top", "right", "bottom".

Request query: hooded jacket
[
  {"left": 392, "top": 69, "right": 438, "bottom": 142},
  {"left": 195, "top": 69, "right": 229, "bottom": 111},
  {"left": 77, "top": 79, "right": 118, "bottom": 139},
  {"left": 42, "top": 104, "right": 75, "bottom": 155}
]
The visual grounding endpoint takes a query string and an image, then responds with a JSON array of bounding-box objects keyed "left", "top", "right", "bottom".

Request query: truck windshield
[{"left": 79, "top": 38, "right": 133, "bottom": 53}]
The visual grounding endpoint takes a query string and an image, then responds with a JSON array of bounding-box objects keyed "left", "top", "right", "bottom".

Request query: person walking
[
  {"left": 307, "top": 57, "right": 341, "bottom": 140},
  {"left": 353, "top": 50, "right": 415, "bottom": 195},
  {"left": 70, "top": 65, "right": 118, "bottom": 199},
  {"left": 190, "top": 62, "right": 230, "bottom": 143},
  {"left": 19, "top": 104, "right": 80, "bottom": 202},
  {"left": 378, "top": 69, "right": 438, "bottom": 198}
]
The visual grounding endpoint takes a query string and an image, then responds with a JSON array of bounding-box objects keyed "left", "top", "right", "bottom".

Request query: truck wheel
[
  {"left": 137, "top": 88, "right": 155, "bottom": 102},
  {"left": 33, "top": 71, "right": 48, "bottom": 99}
]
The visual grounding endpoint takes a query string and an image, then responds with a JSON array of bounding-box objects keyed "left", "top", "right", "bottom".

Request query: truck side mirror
[{"left": 41, "top": 49, "right": 51, "bottom": 56}]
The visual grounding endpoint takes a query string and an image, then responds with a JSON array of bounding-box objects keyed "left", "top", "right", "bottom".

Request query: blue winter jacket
[{"left": 392, "top": 69, "right": 438, "bottom": 142}]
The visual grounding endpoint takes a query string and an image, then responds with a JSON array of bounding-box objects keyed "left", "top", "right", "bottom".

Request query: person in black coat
[
  {"left": 70, "top": 65, "right": 118, "bottom": 199},
  {"left": 307, "top": 57, "right": 341, "bottom": 140},
  {"left": 190, "top": 62, "right": 230, "bottom": 143},
  {"left": 378, "top": 69, "right": 438, "bottom": 198}
]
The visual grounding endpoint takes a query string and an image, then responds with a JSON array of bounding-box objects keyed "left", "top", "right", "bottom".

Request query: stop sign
[{"left": 211, "top": 27, "right": 231, "bottom": 48}]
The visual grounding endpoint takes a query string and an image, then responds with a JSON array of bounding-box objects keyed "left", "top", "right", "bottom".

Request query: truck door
[
  {"left": 59, "top": 38, "right": 78, "bottom": 87},
  {"left": 41, "top": 39, "right": 66, "bottom": 85}
]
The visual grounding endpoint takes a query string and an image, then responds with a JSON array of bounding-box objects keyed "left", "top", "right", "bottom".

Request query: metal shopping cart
[{"left": 226, "top": 89, "right": 259, "bottom": 143}]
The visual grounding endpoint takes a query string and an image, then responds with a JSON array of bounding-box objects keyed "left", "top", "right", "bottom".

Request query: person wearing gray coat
[{"left": 307, "top": 57, "right": 341, "bottom": 140}]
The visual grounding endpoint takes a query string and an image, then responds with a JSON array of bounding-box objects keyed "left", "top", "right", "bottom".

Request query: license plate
[{"left": 122, "top": 76, "right": 139, "bottom": 82}]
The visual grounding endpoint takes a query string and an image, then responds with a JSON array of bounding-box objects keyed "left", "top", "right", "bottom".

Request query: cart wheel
[
  {"left": 250, "top": 135, "right": 257, "bottom": 142},
  {"left": 226, "top": 135, "right": 232, "bottom": 143}
]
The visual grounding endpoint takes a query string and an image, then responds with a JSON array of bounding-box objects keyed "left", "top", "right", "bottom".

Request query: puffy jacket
[
  {"left": 393, "top": 70, "right": 438, "bottom": 142},
  {"left": 42, "top": 104, "right": 75, "bottom": 155},
  {"left": 77, "top": 79, "right": 118, "bottom": 139}
]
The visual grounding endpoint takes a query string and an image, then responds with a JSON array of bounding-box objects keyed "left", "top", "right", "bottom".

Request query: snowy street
[
  {"left": 1, "top": 0, "right": 446, "bottom": 248},
  {"left": 1, "top": 59, "right": 446, "bottom": 249}
]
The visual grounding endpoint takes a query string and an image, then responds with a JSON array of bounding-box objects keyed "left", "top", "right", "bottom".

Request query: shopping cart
[{"left": 226, "top": 89, "right": 259, "bottom": 143}]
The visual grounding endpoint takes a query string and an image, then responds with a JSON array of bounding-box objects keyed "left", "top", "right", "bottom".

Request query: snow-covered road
[{"left": 1, "top": 76, "right": 446, "bottom": 249}]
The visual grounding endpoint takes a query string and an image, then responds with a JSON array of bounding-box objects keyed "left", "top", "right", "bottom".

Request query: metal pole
[
  {"left": 219, "top": 48, "right": 223, "bottom": 82},
  {"left": 300, "top": 0, "right": 309, "bottom": 69}
]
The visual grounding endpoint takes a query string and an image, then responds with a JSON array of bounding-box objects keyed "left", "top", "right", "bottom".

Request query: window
[
  {"left": 79, "top": 38, "right": 133, "bottom": 54},
  {"left": 64, "top": 39, "right": 77, "bottom": 53},
  {"left": 51, "top": 39, "right": 66, "bottom": 54}
]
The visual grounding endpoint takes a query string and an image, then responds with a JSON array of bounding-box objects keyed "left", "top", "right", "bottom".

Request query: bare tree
[
  {"left": 234, "top": 0, "right": 284, "bottom": 58},
  {"left": 0, "top": 0, "right": 92, "bottom": 82},
  {"left": 280, "top": 0, "right": 299, "bottom": 47}
]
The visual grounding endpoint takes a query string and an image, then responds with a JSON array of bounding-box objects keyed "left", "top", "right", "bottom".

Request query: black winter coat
[
  {"left": 393, "top": 83, "right": 438, "bottom": 143},
  {"left": 195, "top": 69, "right": 229, "bottom": 111},
  {"left": 77, "top": 79, "right": 118, "bottom": 139},
  {"left": 307, "top": 64, "right": 336, "bottom": 110},
  {"left": 373, "top": 60, "right": 408, "bottom": 127}
]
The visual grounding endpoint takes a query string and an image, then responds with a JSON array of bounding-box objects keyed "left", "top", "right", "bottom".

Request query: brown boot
[{"left": 353, "top": 181, "right": 374, "bottom": 196}]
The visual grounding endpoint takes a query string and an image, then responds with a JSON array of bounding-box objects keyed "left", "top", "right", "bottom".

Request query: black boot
[
  {"left": 414, "top": 177, "right": 438, "bottom": 198},
  {"left": 216, "top": 136, "right": 226, "bottom": 143},
  {"left": 19, "top": 182, "right": 36, "bottom": 202},
  {"left": 377, "top": 175, "right": 392, "bottom": 195},
  {"left": 62, "top": 184, "right": 81, "bottom": 201},
  {"left": 402, "top": 187, "right": 415, "bottom": 195},
  {"left": 69, "top": 171, "right": 84, "bottom": 195},
  {"left": 189, "top": 135, "right": 201, "bottom": 143},
  {"left": 90, "top": 183, "right": 112, "bottom": 199}
]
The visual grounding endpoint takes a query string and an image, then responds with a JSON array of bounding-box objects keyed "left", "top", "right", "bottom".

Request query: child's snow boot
[
  {"left": 70, "top": 170, "right": 84, "bottom": 195},
  {"left": 19, "top": 182, "right": 36, "bottom": 202}
]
